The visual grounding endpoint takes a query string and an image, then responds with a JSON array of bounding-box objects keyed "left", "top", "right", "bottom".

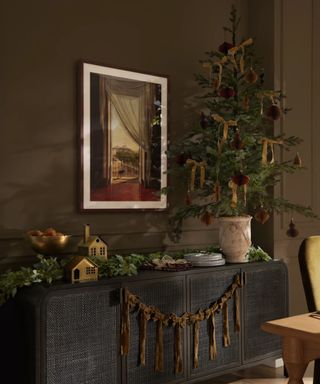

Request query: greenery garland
[{"left": 0, "top": 246, "right": 270, "bottom": 306}]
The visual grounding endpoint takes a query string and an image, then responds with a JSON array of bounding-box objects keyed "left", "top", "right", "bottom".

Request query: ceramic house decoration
[
  {"left": 65, "top": 256, "right": 98, "bottom": 283},
  {"left": 78, "top": 224, "right": 108, "bottom": 260}
]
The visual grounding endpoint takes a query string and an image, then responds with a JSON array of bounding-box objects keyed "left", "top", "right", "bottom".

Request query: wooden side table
[{"left": 262, "top": 313, "right": 320, "bottom": 384}]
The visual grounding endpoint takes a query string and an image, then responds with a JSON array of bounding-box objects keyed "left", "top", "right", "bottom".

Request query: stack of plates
[{"left": 184, "top": 252, "right": 226, "bottom": 267}]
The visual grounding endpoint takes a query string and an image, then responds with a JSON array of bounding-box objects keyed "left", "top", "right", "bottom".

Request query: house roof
[
  {"left": 78, "top": 236, "right": 107, "bottom": 248},
  {"left": 65, "top": 256, "right": 98, "bottom": 271}
]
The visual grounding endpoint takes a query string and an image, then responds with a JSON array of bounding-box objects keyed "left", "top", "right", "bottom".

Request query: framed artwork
[{"left": 79, "top": 62, "right": 168, "bottom": 210}]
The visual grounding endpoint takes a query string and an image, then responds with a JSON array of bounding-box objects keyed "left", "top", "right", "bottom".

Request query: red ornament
[
  {"left": 254, "top": 208, "right": 270, "bottom": 224},
  {"left": 200, "top": 211, "right": 213, "bottom": 226},
  {"left": 219, "top": 42, "right": 233, "bottom": 54},
  {"left": 266, "top": 104, "right": 281, "bottom": 121},
  {"left": 186, "top": 192, "right": 192, "bottom": 205},
  {"left": 231, "top": 131, "right": 244, "bottom": 150},
  {"left": 175, "top": 152, "right": 189, "bottom": 166},
  {"left": 200, "top": 112, "right": 208, "bottom": 128},
  {"left": 286, "top": 218, "right": 299, "bottom": 238},
  {"left": 232, "top": 174, "right": 250, "bottom": 186},
  {"left": 219, "top": 87, "right": 235, "bottom": 99}
]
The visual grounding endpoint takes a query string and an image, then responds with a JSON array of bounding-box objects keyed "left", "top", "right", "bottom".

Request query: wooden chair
[{"left": 298, "top": 236, "right": 320, "bottom": 384}]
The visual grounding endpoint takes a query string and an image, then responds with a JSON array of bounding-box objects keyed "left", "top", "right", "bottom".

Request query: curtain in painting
[{"left": 103, "top": 77, "right": 155, "bottom": 185}]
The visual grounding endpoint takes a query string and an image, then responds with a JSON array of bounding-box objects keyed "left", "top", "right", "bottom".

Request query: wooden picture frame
[{"left": 79, "top": 62, "right": 168, "bottom": 211}]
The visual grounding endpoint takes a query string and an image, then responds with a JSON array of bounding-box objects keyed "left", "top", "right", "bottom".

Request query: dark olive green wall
[{"left": 0, "top": 0, "right": 248, "bottom": 269}]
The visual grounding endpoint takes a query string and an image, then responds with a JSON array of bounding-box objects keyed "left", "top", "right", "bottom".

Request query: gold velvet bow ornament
[
  {"left": 212, "top": 114, "right": 238, "bottom": 153},
  {"left": 186, "top": 159, "right": 206, "bottom": 191},
  {"left": 261, "top": 138, "right": 284, "bottom": 164},
  {"left": 228, "top": 38, "right": 253, "bottom": 73},
  {"left": 212, "top": 56, "right": 228, "bottom": 90}
]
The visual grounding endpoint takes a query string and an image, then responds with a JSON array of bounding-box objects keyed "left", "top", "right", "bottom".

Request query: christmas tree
[{"left": 170, "top": 5, "right": 316, "bottom": 237}]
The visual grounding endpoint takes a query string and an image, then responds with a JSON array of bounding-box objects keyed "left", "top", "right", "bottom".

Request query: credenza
[{"left": 0, "top": 260, "right": 288, "bottom": 384}]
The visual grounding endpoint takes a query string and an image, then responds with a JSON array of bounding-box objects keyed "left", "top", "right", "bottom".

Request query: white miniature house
[{"left": 78, "top": 224, "right": 108, "bottom": 260}]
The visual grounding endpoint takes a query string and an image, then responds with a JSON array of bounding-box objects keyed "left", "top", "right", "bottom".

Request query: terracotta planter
[{"left": 218, "top": 216, "right": 252, "bottom": 263}]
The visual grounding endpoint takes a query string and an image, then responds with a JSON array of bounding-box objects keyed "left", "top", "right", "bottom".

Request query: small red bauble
[
  {"left": 286, "top": 218, "right": 299, "bottom": 238},
  {"left": 175, "top": 153, "right": 189, "bottom": 166},
  {"left": 266, "top": 104, "right": 281, "bottom": 121},
  {"left": 231, "top": 131, "right": 244, "bottom": 150},
  {"left": 232, "top": 174, "right": 250, "bottom": 186},
  {"left": 219, "top": 87, "right": 235, "bottom": 99},
  {"left": 254, "top": 208, "right": 270, "bottom": 224},
  {"left": 219, "top": 41, "right": 233, "bottom": 54},
  {"left": 200, "top": 112, "right": 208, "bottom": 128},
  {"left": 201, "top": 211, "right": 213, "bottom": 226}
]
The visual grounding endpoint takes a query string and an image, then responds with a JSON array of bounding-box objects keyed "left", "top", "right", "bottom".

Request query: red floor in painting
[{"left": 91, "top": 181, "right": 160, "bottom": 201}]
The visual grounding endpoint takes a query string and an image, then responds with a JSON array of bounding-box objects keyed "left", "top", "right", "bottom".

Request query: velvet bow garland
[{"left": 120, "top": 274, "right": 243, "bottom": 374}]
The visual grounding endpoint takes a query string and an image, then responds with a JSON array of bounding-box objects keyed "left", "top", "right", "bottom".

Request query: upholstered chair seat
[{"left": 299, "top": 236, "right": 320, "bottom": 384}]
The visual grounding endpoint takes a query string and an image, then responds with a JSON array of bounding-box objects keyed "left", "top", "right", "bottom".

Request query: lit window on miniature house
[{"left": 86, "top": 267, "right": 96, "bottom": 275}]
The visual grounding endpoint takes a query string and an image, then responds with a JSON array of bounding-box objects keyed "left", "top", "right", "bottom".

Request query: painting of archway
[{"left": 80, "top": 63, "right": 167, "bottom": 210}]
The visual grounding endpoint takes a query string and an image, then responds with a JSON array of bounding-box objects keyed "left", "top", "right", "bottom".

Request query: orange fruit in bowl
[{"left": 43, "top": 228, "right": 57, "bottom": 236}]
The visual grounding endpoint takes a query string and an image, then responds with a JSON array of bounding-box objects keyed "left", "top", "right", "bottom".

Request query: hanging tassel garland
[
  {"left": 120, "top": 288, "right": 130, "bottom": 356},
  {"left": 223, "top": 301, "right": 231, "bottom": 347},
  {"left": 193, "top": 320, "right": 200, "bottom": 368},
  {"left": 155, "top": 320, "right": 164, "bottom": 372},
  {"left": 174, "top": 323, "right": 183, "bottom": 373},
  {"left": 209, "top": 313, "right": 217, "bottom": 360},
  {"left": 139, "top": 306, "right": 151, "bottom": 366},
  {"left": 120, "top": 274, "right": 243, "bottom": 373},
  {"left": 234, "top": 288, "right": 241, "bottom": 332}
]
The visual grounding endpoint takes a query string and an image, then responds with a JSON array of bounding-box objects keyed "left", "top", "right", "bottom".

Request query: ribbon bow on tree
[
  {"left": 228, "top": 38, "right": 253, "bottom": 73},
  {"left": 261, "top": 137, "right": 284, "bottom": 164},
  {"left": 212, "top": 114, "right": 238, "bottom": 153},
  {"left": 186, "top": 159, "right": 206, "bottom": 191},
  {"left": 213, "top": 56, "right": 228, "bottom": 89}
]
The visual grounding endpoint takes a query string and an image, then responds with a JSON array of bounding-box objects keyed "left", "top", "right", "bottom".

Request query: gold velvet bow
[
  {"left": 213, "top": 56, "right": 228, "bottom": 89},
  {"left": 186, "top": 159, "right": 206, "bottom": 191},
  {"left": 228, "top": 38, "right": 253, "bottom": 73},
  {"left": 261, "top": 137, "right": 284, "bottom": 164},
  {"left": 212, "top": 114, "right": 238, "bottom": 153}
]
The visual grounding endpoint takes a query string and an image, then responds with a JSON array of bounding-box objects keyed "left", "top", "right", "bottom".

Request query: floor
[{"left": 200, "top": 363, "right": 314, "bottom": 383}]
